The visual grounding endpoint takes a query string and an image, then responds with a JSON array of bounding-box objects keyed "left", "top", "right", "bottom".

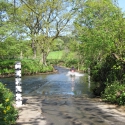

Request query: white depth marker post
[{"left": 15, "top": 62, "right": 22, "bottom": 107}]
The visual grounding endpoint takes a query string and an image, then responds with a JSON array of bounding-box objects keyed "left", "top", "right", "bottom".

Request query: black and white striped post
[{"left": 15, "top": 62, "right": 22, "bottom": 107}]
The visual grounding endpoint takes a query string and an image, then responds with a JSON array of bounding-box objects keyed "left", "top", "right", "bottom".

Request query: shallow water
[
  {"left": 0, "top": 66, "right": 92, "bottom": 97},
  {"left": 1, "top": 66, "right": 125, "bottom": 125}
]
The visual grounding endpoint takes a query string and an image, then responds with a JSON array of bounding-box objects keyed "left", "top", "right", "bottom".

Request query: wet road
[{"left": 1, "top": 66, "right": 125, "bottom": 125}]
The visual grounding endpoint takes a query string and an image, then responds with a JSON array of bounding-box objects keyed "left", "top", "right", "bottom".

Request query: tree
[
  {"left": 52, "top": 38, "right": 64, "bottom": 51},
  {"left": 0, "top": 1, "right": 15, "bottom": 42},
  {"left": 0, "top": 0, "right": 30, "bottom": 59},
  {"left": 15, "top": 0, "right": 78, "bottom": 65},
  {"left": 74, "top": 0, "right": 125, "bottom": 68},
  {"left": 73, "top": 0, "right": 125, "bottom": 96}
]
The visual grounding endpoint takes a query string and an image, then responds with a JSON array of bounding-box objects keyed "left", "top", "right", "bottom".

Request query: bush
[
  {"left": 41, "top": 65, "right": 53, "bottom": 73},
  {"left": 0, "top": 59, "right": 54, "bottom": 76},
  {"left": 0, "top": 82, "right": 18, "bottom": 125},
  {"left": 102, "top": 81, "right": 125, "bottom": 105},
  {"left": 0, "top": 60, "right": 15, "bottom": 75},
  {"left": 90, "top": 54, "right": 125, "bottom": 96},
  {"left": 22, "top": 59, "right": 53, "bottom": 75},
  {"left": 65, "top": 59, "right": 78, "bottom": 68}
]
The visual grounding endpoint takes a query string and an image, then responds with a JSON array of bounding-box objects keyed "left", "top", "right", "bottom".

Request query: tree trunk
[
  {"left": 31, "top": 39, "right": 36, "bottom": 59},
  {"left": 40, "top": 52, "right": 47, "bottom": 65}
]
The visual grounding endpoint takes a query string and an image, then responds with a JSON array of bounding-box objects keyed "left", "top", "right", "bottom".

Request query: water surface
[
  {"left": 1, "top": 66, "right": 125, "bottom": 125},
  {"left": 0, "top": 66, "right": 92, "bottom": 97}
]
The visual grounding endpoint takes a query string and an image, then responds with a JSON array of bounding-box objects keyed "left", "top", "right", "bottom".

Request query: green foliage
[
  {"left": 0, "top": 36, "right": 32, "bottom": 59},
  {"left": 90, "top": 54, "right": 125, "bottom": 97},
  {"left": 61, "top": 51, "right": 78, "bottom": 68},
  {"left": 102, "top": 82, "right": 125, "bottom": 105},
  {"left": 46, "top": 51, "right": 65, "bottom": 65},
  {"left": 75, "top": 0, "right": 125, "bottom": 68},
  {"left": 65, "top": 59, "right": 78, "bottom": 68},
  {"left": 21, "top": 59, "right": 53, "bottom": 75},
  {"left": 0, "top": 59, "right": 53, "bottom": 76},
  {"left": 0, "top": 60, "right": 15, "bottom": 75},
  {"left": 0, "top": 1, "right": 16, "bottom": 42},
  {"left": 79, "top": 66, "right": 87, "bottom": 71},
  {"left": 0, "top": 82, "right": 18, "bottom": 125},
  {"left": 74, "top": 0, "right": 125, "bottom": 105},
  {"left": 52, "top": 39, "right": 64, "bottom": 51},
  {"left": 42, "top": 65, "right": 53, "bottom": 73},
  {"left": 15, "top": 0, "right": 76, "bottom": 65}
]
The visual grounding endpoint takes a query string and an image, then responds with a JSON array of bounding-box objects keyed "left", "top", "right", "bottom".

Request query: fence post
[{"left": 15, "top": 62, "right": 22, "bottom": 107}]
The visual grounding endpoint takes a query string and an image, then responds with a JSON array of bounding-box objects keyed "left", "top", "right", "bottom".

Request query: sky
[{"left": 118, "top": 0, "right": 125, "bottom": 12}]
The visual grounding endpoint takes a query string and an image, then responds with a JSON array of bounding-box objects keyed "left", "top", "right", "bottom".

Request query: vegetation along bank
[{"left": 0, "top": 1, "right": 125, "bottom": 119}]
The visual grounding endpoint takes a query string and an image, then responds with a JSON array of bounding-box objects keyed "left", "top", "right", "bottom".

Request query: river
[
  {"left": 0, "top": 66, "right": 125, "bottom": 125},
  {"left": 0, "top": 66, "right": 92, "bottom": 97}
]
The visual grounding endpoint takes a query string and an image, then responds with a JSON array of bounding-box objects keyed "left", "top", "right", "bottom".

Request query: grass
[{"left": 47, "top": 51, "right": 64, "bottom": 60}]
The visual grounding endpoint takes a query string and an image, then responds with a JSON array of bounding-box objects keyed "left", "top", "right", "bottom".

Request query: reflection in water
[
  {"left": 88, "top": 67, "right": 91, "bottom": 90},
  {"left": 0, "top": 66, "right": 93, "bottom": 97},
  {"left": 71, "top": 76, "right": 75, "bottom": 91},
  {"left": 88, "top": 75, "right": 91, "bottom": 90},
  {"left": 1, "top": 67, "right": 124, "bottom": 125}
]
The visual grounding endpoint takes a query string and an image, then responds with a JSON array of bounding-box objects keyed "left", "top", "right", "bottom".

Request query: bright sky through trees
[{"left": 118, "top": 0, "right": 125, "bottom": 12}]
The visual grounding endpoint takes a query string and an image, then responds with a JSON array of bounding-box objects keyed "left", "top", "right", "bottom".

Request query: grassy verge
[{"left": 47, "top": 51, "right": 64, "bottom": 60}]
